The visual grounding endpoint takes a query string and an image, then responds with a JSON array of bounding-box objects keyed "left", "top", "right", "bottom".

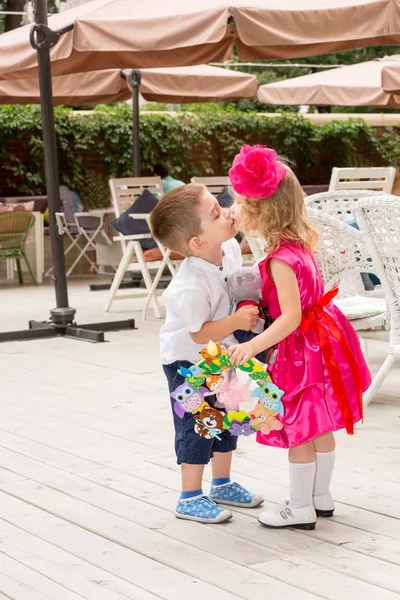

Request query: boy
[{"left": 150, "top": 184, "right": 263, "bottom": 523}]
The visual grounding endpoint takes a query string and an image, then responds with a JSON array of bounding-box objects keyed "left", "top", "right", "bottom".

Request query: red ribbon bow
[{"left": 301, "top": 287, "right": 363, "bottom": 435}]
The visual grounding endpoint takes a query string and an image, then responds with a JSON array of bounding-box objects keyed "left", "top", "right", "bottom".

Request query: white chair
[
  {"left": 46, "top": 186, "right": 111, "bottom": 278},
  {"left": 329, "top": 167, "right": 396, "bottom": 193},
  {"left": 305, "top": 189, "right": 386, "bottom": 220},
  {"left": 355, "top": 196, "right": 400, "bottom": 407},
  {"left": 305, "top": 190, "right": 399, "bottom": 296},
  {"left": 190, "top": 176, "right": 230, "bottom": 196},
  {"left": 104, "top": 177, "right": 180, "bottom": 319},
  {"left": 307, "top": 208, "right": 386, "bottom": 334}
]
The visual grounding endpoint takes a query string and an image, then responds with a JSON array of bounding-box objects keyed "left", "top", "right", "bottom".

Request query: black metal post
[
  {"left": 127, "top": 69, "right": 141, "bottom": 177},
  {"left": 30, "top": 0, "right": 76, "bottom": 326}
]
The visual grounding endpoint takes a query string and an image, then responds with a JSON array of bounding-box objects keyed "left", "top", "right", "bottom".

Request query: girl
[{"left": 227, "top": 144, "right": 371, "bottom": 530}]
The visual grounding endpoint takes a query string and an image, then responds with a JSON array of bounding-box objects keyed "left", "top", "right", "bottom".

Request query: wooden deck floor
[{"left": 1, "top": 280, "right": 400, "bottom": 600}]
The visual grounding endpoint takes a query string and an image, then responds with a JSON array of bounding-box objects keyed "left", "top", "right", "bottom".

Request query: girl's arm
[{"left": 228, "top": 258, "right": 302, "bottom": 366}]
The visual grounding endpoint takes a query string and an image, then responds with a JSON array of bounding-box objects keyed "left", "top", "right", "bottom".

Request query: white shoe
[
  {"left": 258, "top": 502, "right": 316, "bottom": 530},
  {"left": 313, "top": 493, "right": 335, "bottom": 518}
]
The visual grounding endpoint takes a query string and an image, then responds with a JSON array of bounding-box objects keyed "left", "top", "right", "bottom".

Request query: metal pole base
[{"left": 0, "top": 318, "right": 136, "bottom": 344}]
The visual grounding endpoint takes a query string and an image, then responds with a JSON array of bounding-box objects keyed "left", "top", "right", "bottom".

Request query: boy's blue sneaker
[
  {"left": 175, "top": 495, "right": 232, "bottom": 523},
  {"left": 210, "top": 482, "right": 264, "bottom": 508}
]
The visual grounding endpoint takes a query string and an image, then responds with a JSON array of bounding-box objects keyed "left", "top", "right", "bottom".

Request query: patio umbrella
[
  {"left": 257, "top": 56, "right": 400, "bottom": 108},
  {"left": 3, "top": 0, "right": 400, "bottom": 342},
  {"left": 2, "top": 0, "right": 400, "bottom": 80},
  {"left": 0, "top": 64, "right": 257, "bottom": 105},
  {"left": 0, "top": 65, "right": 257, "bottom": 174},
  {"left": 382, "top": 59, "right": 400, "bottom": 94}
]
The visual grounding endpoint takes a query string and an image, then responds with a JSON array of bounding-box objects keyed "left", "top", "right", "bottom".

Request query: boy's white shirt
[{"left": 160, "top": 238, "right": 242, "bottom": 365}]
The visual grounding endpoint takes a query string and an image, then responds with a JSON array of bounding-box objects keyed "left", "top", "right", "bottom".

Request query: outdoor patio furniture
[
  {"left": 305, "top": 190, "right": 397, "bottom": 294},
  {"left": 0, "top": 211, "right": 38, "bottom": 285},
  {"left": 355, "top": 196, "right": 400, "bottom": 407},
  {"left": 104, "top": 177, "right": 181, "bottom": 319},
  {"left": 308, "top": 209, "right": 387, "bottom": 382},
  {"left": 45, "top": 186, "right": 111, "bottom": 278},
  {"left": 328, "top": 167, "right": 396, "bottom": 193}
]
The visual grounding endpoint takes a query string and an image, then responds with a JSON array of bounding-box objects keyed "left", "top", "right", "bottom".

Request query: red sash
[{"left": 301, "top": 287, "right": 363, "bottom": 435}]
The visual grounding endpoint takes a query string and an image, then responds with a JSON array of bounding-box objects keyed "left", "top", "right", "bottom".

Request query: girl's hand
[{"left": 227, "top": 341, "right": 257, "bottom": 366}]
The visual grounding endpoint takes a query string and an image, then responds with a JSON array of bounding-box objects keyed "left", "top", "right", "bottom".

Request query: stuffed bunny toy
[{"left": 226, "top": 266, "right": 265, "bottom": 334}]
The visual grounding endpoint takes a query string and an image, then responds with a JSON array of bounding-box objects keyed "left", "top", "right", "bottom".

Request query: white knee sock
[
  {"left": 314, "top": 450, "right": 336, "bottom": 497},
  {"left": 288, "top": 462, "right": 316, "bottom": 509}
]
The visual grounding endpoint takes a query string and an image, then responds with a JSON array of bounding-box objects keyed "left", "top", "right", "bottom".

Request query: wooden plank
[
  {"left": 254, "top": 557, "right": 400, "bottom": 600},
  {"left": 151, "top": 581, "right": 243, "bottom": 600},
  {"left": 0, "top": 554, "right": 84, "bottom": 600},
  {"left": 0, "top": 520, "right": 171, "bottom": 600},
  {"left": 0, "top": 467, "right": 27, "bottom": 487},
  {"left": 0, "top": 493, "right": 192, "bottom": 592},
  {"left": 0, "top": 481, "right": 323, "bottom": 600},
  {"left": 0, "top": 413, "right": 170, "bottom": 470}
]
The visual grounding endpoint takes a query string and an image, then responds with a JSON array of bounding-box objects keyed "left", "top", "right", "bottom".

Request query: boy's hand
[
  {"left": 227, "top": 341, "right": 257, "bottom": 366},
  {"left": 233, "top": 305, "right": 259, "bottom": 331}
]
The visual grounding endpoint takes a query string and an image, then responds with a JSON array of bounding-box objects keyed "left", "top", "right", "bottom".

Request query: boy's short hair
[
  {"left": 150, "top": 183, "right": 205, "bottom": 255},
  {"left": 153, "top": 163, "right": 170, "bottom": 179}
]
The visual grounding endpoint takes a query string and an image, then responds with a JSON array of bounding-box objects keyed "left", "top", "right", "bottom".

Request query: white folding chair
[
  {"left": 105, "top": 177, "right": 180, "bottom": 319},
  {"left": 329, "top": 167, "right": 396, "bottom": 193},
  {"left": 190, "top": 176, "right": 255, "bottom": 265},
  {"left": 355, "top": 196, "right": 400, "bottom": 407},
  {"left": 45, "top": 186, "right": 111, "bottom": 278}
]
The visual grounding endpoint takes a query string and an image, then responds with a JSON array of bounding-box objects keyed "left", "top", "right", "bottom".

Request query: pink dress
[{"left": 257, "top": 242, "right": 371, "bottom": 449}]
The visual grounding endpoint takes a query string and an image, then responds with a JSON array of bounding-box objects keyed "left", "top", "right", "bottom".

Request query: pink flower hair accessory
[{"left": 229, "top": 144, "right": 287, "bottom": 199}]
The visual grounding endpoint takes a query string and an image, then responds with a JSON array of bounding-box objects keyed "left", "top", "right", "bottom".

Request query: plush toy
[
  {"left": 171, "top": 383, "right": 209, "bottom": 418},
  {"left": 194, "top": 406, "right": 224, "bottom": 439},
  {"left": 252, "top": 381, "right": 285, "bottom": 417},
  {"left": 248, "top": 403, "right": 283, "bottom": 435},
  {"left": 226, "top": 267, "right": 265, "bottom": 334},
  {"left": 205, "top": 370, "right": 250, "bottom": 412}
]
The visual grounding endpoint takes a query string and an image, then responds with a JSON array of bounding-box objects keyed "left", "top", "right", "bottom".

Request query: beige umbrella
[
  {"left": 0, "top": 64, "right": 257, "bottom": 105},
  {"left": 258, "top": 56, "right": 400, "bottom": 108},
  {"left": 382, "top": 59, "right": 400, "bottom": 94},
  {"left": 2, "top": 0, "right": 400, "bottom": 80}
]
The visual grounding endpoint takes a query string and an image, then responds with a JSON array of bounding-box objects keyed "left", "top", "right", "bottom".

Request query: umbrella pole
[
  {"left": 31, "top": 0, "right": 73, "bottom": 323},
  {"left": 0, "top": 0, "right": 137, "bottom": 343},
  {"left": 128, "top": 70, "right": 141, "bottom": 177}
]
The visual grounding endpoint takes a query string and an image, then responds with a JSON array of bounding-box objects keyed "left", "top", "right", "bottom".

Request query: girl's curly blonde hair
[{"left": 238, "top": 163, "right": 319, "bottom": 254}]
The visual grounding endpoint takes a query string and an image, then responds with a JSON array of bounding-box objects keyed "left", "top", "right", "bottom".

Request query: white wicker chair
[
  {"left": 355, "top": 196, "right": 400, "bottom": 407},
  {"left": 305, "top": 189, "right": 386, "bottom": 220},
  {"left": 305, "top": 191, "right": 400, "bottom": 295},
  {"left": 307, "top": 209, "right": 386, "bottom": 339}
]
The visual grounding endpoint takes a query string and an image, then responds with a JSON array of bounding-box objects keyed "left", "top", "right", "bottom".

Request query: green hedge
[{"left": 1, "top": 104, "right": 399, "bottom": 208}]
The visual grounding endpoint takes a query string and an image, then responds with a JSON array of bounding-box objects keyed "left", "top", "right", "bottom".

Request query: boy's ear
[{"left": 189, "top": 236, "right": 206, "bottom": 252}]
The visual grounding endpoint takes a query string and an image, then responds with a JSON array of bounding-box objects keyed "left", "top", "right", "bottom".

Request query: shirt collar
[{"left": 187, "top": 250, "right": 229, "bottom": 274}]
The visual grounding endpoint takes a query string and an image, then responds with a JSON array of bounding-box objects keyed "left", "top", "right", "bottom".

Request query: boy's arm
[{"left": 190, "top": 305, "right": 259, "bottom": 345}]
